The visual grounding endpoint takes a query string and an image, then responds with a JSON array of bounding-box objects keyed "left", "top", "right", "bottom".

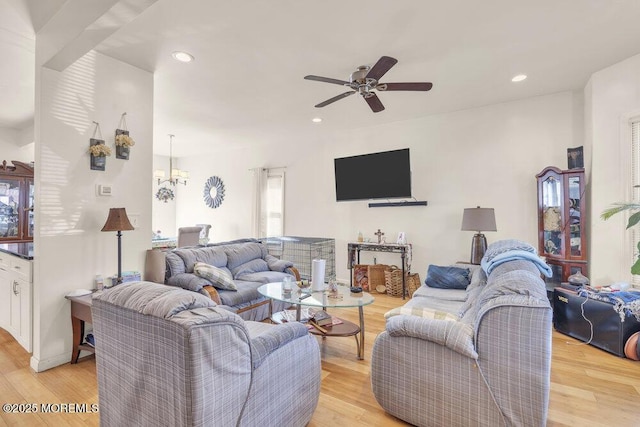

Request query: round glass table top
[{"left": 258, "top": 282, "right": 375, "bottom": 308}]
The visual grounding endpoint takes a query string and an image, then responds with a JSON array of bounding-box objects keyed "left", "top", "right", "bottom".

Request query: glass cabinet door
[
  {"left": 0, "top": 161, "right": 34, "bottom": 243},
  {"left": 0, "top": 179, "right": 22, "bottom": 240},
  {"left": 541, "top": 175, "right": 563, "bottom": 257},
  {"left": 567, "top": 176, "right": 582, "bottom": 257},
  {"left": 27, "top": 179, "right": 34, "bottom": 239}
]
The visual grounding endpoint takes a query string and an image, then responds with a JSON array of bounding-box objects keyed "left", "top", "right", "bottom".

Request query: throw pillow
[
  {"left": 193, "top": 262, "right": 237, "bottom": 291},
  {"left": 425, "top": 265, "right": 470, "bottom": 289},
  {"left": 384, "top": 306, "right": 459, "bottom": 321}
]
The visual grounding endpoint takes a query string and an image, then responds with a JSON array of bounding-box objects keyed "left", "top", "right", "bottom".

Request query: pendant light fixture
[{"left": 154, "top": 134, "right": 189, "bottom": 186}]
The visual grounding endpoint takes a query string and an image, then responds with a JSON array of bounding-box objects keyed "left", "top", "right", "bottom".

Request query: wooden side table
[
  {"left": 65, "top": 293, "right": 95, "bottom": 363},
  {"left": 348, "top": 242, "right": 411, "bottom": 299}
]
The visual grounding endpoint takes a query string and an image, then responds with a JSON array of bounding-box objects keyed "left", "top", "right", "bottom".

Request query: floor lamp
[
  {"left": 101, "top": 208, "right": 135, "bottom": 284},
  {"left": 461, "top": 206, "right": 497, "bottom": 264}
]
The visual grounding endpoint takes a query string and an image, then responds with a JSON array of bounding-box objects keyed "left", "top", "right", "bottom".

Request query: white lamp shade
[{"left": 154, "top": 169, "right": 165, "bottom": 179}]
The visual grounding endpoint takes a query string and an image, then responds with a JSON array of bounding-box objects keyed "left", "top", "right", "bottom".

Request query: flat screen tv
[{"left": 334, "top": 148, "right": 411, "bottom": 201}]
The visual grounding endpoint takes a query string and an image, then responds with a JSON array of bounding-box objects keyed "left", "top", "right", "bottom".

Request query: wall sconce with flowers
[
  {"left": 115, "top": 112, "right": 135, "bottom": 160},
  {"left": 89, "top": 121, "right": 111, "bottom": 171}
]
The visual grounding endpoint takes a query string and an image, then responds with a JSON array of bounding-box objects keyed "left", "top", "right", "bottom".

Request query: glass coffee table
[{"left": 257, "top": 282, "right": 375, "bottom": 360}]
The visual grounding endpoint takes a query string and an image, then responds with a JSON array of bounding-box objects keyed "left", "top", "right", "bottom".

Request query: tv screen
[{"left": 334, "top": 148, "right": 411, "bottom": 201}]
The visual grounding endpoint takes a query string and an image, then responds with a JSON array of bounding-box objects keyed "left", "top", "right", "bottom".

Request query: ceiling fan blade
[
  {"left": 377, "top": 82, "right": 433, "bottom": 91},
  {"left": 365, "top": 56, "right": 398, "bottom": 81},
  {"left": 304, "top": 75, "right": 350, "bottom": 86},
  {"left": 315, "top": 91, "right": 356, "bottom": 108},
  {"left": 364, "top": 93, "right": 385, "bottom": 113}
]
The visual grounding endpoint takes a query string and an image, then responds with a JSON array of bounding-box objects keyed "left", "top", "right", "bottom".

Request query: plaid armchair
[{"left": 92, "top": 281, "right": 321, "bottom": 426}]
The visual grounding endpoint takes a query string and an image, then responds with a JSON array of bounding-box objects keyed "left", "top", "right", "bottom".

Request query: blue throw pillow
[{"left": 425, "top": 265, "right": 471, "bottom": 290}]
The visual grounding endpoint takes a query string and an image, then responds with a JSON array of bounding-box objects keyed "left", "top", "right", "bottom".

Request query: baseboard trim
[{"left": 30, "top": 352, "right": 71, "bottom": 372}]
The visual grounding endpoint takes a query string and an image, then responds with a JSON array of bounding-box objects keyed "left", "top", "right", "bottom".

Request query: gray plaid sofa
[
  {"left": 371, "top": 241, "right": 552, "bottom": 426},
  {"left": 157, "top": 239, "right": 298, "bottom": 321},
  {"left": 92, "top": 281, "right": 321, "bottom": 427}
]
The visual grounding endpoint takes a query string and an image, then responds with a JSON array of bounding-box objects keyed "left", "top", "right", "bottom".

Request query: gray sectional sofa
[
  {"left": 155, "top": 239, "right": 299, "bottom": 321},
  {"left": 371, "top": 240, "right": 553, "bottom": 426}
]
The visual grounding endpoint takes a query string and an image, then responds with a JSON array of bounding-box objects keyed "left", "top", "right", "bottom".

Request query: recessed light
[
  {"left": 172, "top": 51, "right": 194, "bottom": 63},
  {"left": 312, "top": 117, "right": 322, "bottom": 123},
  {"left": 511, "top": 74, "right": 527, "bottom": 82}
]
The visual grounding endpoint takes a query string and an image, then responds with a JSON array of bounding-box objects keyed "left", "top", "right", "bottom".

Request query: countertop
[{"left": 0, "top": 242, "right": 34, "bottom": 260}]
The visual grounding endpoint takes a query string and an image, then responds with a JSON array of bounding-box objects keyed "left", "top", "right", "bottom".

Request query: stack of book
[{"left": 311, "top": 310, "right": 332, "bottom": 327}]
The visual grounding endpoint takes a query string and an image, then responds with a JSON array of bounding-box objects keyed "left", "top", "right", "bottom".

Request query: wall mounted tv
[{"left": 334, "top": 148, "right": 412, "bottom": 201}]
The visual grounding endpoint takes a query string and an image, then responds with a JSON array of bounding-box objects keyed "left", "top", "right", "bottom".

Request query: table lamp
[
  {"left": 101, "top": 208, "right": 135, "bottom": 284},
  {"left": 461, "top": 206, "right": 497, "bottom": 264}
]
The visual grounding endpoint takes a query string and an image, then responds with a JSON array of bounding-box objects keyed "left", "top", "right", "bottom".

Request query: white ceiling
[{"left": 3, "top": 0, "right": 640, "bottom": 156}]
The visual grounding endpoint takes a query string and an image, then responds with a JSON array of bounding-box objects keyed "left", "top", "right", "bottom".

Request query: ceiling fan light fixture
[
  {"left": 304, "top": 56, "right": 432, "bottom": 113},
  {"left": 172, "top": 51, "right": 194, "bottom": 63},
  {"left": 511, "top": 74, "right": 527, "bottom": 82},
  {"left": 350, "top": 65, "right": 370, "bottom": 83}
]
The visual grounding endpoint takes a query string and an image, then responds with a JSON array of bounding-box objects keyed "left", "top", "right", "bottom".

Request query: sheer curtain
[{"left": 251, "top": 167, "right": 285, "bottom": 238}]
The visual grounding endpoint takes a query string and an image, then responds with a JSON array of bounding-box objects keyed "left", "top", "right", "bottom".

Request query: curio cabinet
[
  {"left": 536, "top": 166, "right": 587, "bottom": 284},
  {"left": 0, "top": 161, "right": 34, "bottom": 243}
]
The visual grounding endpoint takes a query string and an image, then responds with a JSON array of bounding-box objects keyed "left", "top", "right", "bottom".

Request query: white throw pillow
[
  {"left": 193, "top": 262, "right": 237, "bottom": 291},
  {"left": 384, "top": 306, "right": 459, "bottom": 321}
]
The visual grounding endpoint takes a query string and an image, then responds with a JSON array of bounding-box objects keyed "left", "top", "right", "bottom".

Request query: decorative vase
[
  {"left": 90, "top": 138, "right": 106, "bottom": 171},
  {"left": 91, "top": 155, "right": 106, "bottom": 171},
  {"left": 116, "top": 145, "right": 130, "bottom": 160}
]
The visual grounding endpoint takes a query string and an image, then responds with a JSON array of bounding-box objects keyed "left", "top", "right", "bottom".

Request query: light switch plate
[
  {"left": 96, "top": 184, "right": 112, "bottom": 196},
  {"left": 128, "top": 214, "right": 140, "bottom": 229}
]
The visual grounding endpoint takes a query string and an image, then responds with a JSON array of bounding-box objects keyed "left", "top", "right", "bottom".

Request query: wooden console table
[
  {"left": 348, "top": 242, "right": 412, "bottom": 299},
  {"left": 65, "top": 293, "right": 95, "bottom": 363}
]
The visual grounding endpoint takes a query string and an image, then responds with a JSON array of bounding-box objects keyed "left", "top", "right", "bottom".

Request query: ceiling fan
[{"left": 304, "top": 56, "right": 433, "bottom": 113}]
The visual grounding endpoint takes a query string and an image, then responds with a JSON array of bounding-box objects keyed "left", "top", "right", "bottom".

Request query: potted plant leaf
[{"left": 601, "top": 190, "right": 640, "bottom": 275}]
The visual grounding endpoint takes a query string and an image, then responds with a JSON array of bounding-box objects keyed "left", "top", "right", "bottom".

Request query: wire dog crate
[{"left": 264, "top": 236, "right": 335, "bottom": 281}]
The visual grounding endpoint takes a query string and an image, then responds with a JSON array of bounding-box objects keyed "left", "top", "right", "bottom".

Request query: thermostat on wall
[{"left": 97, "top": 184, "right": 112, "bottom": 196}]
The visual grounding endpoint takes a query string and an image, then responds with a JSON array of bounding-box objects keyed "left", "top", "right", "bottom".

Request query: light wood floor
[{"left": 1, "top": 292, "right": 639, "bottom": 426}]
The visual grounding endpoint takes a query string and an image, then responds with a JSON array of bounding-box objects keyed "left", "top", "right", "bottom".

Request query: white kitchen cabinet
[
  {"left": 0, "top": 251, "right": 33, "bottom": 352},
  {"left": 10, "top": 276, "right": 32, "bottom": 351},
  {"left": 0, "top": 259, "right": 10, "bottom": 327}
]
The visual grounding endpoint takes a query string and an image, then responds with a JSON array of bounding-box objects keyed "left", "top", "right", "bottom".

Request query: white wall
[
  {"left": 31, "top": 50, "right": 153, "bottom": 371},
  {"left": 586, "top": 52, "right": 640, "bottom": 285},
  {"left": 176, "top": 148, "right": 254, "bottom": 242},
  {"left": 0, "top": 126, "right": 35, "bottom": 162},
  {"left": 176, "top": 91, "right": 583, "bottom": 282},
  {"left": 152, "top": 153, "right": 177, "bottom": 237}
]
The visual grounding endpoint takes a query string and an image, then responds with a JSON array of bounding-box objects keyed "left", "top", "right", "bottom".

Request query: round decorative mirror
[{"left": 203, "top": 176, "right": 225, "bottom": 208}]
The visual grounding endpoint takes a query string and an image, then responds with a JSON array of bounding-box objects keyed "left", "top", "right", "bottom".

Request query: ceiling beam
[{"left": 37, "top": 0, "right": 158, "bottom": 71}]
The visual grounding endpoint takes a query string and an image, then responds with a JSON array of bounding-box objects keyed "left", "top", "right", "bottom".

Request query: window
[
  {"left": 630, "top": 119, "right": 640, "bottom": 285},
  {"left": 265, "top": 170, "right": 285, "bottom": 237},
  {"left": 251, "top": 167, "right": 285, "bottom": 238}
]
